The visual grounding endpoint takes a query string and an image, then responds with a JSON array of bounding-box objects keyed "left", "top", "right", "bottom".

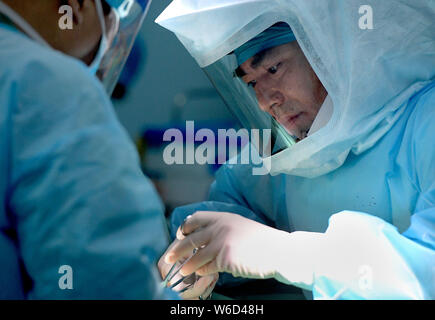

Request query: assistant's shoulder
[{"left": 0, "top": 26, "right": 106, "bottom": 109}]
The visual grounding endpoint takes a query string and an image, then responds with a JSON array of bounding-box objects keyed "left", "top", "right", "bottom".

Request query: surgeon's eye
[
  {"left": 247, "top": 80, "right": 257, "bottom": 88},
  {"left": 268, "top": 63, "right": 281, "bottom": 74}
]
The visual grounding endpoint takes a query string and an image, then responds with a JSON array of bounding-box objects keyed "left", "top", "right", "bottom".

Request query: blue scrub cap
[
  {"left": 105, "top": 0, "right": 124, "bottom": 8},
  {"left": 106, "top": 0, "right": 149, "bottom": 9},
  {"left": 234, "top": 22, "right": 296, "bottom": 66}
]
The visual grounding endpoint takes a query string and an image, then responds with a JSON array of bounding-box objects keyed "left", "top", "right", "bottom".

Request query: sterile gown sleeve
[
  {"left": 7, "top": 53, "right": 177, "bottom": 299},
  {"left": 300, "top": 87, "right": 435, "bottom": 300}
]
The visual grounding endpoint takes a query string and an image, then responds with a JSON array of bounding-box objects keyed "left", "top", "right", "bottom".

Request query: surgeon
[
  {"left": 156, "top": 0, "right": 435, "bottom": 299},
  {"left": 0, "top": 0, "right": 179, "bottom": 299}
]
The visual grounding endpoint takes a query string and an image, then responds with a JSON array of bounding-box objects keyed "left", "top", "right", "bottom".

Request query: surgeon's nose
[{"left": 255, "top": 85, "right": 284, "bottom": 118}]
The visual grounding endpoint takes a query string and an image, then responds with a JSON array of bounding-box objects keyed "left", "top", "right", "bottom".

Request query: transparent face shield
[
  {"left": 203, "top": 22, "right": 305, "bottom": 158},
  {"left": 96, "top": 0, "right": 151, "bottom": 95}
]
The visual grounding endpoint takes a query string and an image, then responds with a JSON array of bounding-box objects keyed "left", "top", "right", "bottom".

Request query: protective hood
[{"left": 156, "top": 0, "right": 435, "bottom": 178}]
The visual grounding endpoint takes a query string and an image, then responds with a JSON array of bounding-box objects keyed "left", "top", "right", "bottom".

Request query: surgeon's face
[{"left": 239, "top": 42, "right": 327, "bottom": 140}]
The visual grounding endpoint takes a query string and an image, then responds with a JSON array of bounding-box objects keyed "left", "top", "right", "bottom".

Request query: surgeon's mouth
[
  {"left": 276, "top": 112, "right": 306, "bottom": 137},
  {"left": 282, "top": 112, "right": 303, "bottom": 126}
]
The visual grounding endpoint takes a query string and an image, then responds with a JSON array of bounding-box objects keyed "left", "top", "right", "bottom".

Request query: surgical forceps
[{"left": 161, "top": 248, "right": 198, "bottom": 291}]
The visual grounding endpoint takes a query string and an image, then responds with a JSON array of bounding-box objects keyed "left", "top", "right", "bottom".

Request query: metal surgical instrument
[{"left": 161, "top": 248, "right": 198, "bottom": 288}]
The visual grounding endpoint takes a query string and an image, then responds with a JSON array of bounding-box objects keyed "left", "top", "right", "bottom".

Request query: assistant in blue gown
[{"left": 0, "top": 21, "right": 176, "bottom": 299}]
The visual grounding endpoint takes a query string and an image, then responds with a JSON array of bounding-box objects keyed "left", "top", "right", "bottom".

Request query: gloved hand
[
  {"left": 158, "top": 239, "right": 219, "bottom": 300},
  {"left": 164, "top": 211, "right": 326, "bottom": 290}
]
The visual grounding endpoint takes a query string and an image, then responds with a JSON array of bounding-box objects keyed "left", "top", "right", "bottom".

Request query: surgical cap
[
  {"left": 234, "top": 22, "right": 296, "bottom": 66},
  {"left": 107, "top": 0, "right": 149, "bottom": 9}
]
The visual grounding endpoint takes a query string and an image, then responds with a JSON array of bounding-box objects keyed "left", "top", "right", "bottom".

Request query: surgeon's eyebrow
[
  {"left": 234, "top": 48, "right": 273, "bottom": 78},
  {"left": 251, "top": 49, "right": 270, "bottom": 69}
]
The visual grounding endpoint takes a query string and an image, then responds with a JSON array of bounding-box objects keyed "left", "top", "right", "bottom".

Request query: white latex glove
[
  {"left": 158, "top": 239, "right": 219, "bottom": 300},
  {"left": 164, "top": 211, "right": 326, "bottom": 290}
]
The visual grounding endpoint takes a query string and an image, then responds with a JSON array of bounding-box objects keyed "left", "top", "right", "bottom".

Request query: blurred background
[{"left": 111, "top": 0, "right": 238, "bottom": 216}]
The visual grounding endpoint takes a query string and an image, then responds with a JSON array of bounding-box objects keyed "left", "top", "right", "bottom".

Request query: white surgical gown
[{"left": 0, "top": 23, "right": 176, "bottom": 299}]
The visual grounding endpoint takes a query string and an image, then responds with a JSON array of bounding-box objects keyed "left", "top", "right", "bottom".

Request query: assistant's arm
[{"left": 7, "top": 57, "right": 177, "bottom": 299}]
